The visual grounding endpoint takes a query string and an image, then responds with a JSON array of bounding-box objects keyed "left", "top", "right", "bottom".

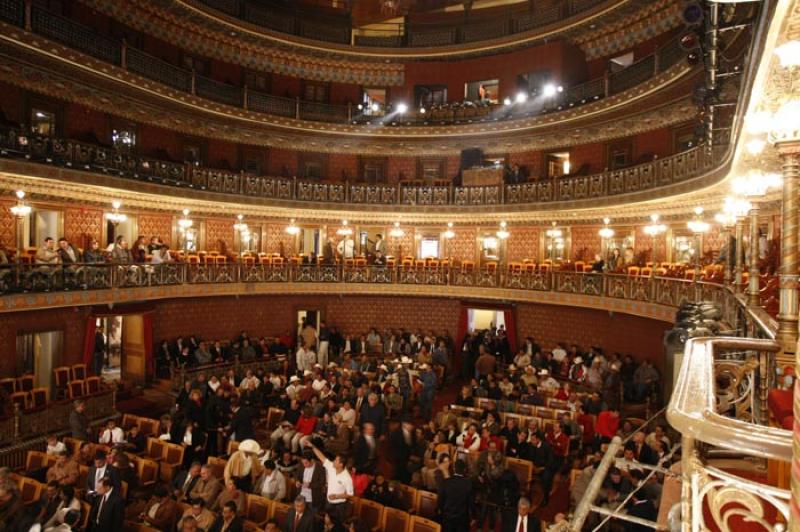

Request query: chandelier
[
  {"left": 285, "top": 218, "right": 300, "bottom": 236},
  {"left": 715, "top": 196, "right": 751, "bottom": 227},
  {"left": 731, "top": 170, "right": 782, "bottom": 197},
  {"left": 443, "top": 222, "right": 455, "bottom": 239},
  {"left": 687, "top": 207, "right": 710, "bottom": 234},
  {"left": 105, "top": 200, "right": 127, "bottom": 225},
  {"left": 643, "top": 214, "right": 667, "bottom": 236},
  {"left": 598, "top": 218, "right": 614, "bottom": 239},
  {"left": 178, "top": 209, "right": 193, "bottom": 230},
  {"left": 234, "top": 214, "right": 248, "bottom": 233},
  {"left": 10, "top": 190, "right": 31, "bottom": 218},
  {"left": 336, "top": 220, "right": 352, "bottom": 236},
  {"left": 496, "top": 221, "right": 510, "bottom": 239},
  {"left": 545, "top": 221, "right": 562, "bottom": 239}
]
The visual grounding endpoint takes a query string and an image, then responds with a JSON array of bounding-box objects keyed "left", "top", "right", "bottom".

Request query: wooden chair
[
  {"left": 506, "top": 457, "right": 533, "bottom": 491},
  {"left": 26, "top": 450, "right": 48, "bottom": 472},
  {"left": 30, "top": 387, "right": 48, "bottom": 408},
  {"left": 10, "top": 391, "right": 28, "bottom": 410},
  {"left": 0, "top": 378, "right": 15, "bottom": 395},
  {"left": 139, "top": 418, "right": 159, "bottom": 437},
  {"left": 137, "top": 458, "right": 159, "bottom": 488},
  {"left": 54, "top": 367, "right": 71, "bottom": 398},
  {"left": 414, "top": 490, "right": 438, "bottom": 520},
  {"left": 71, "top": 364, "right": 88, "bottom": 381},
  {"left": 63, "top": 437, "right": 82, "bottom": 455},
  {"left": 270, "top": 501, "right": 291, "bottom": 524},
  {"left": 244, "top": 494, "right": 271, "bottom": 527},
  {"left": 145, "top": 438, "right": 166, "bottom": 462},
  {"left": 19, "top": 477, "right": 42, "bottom": 505},
  {"left": 160, "top": 443, "right": 185, "bottom": 483},
  {"left": 122, "top": 414, "right": 140, "bottom": 431},
  {"left": 80, "top": 501, "right": 91, "bottom": 530},
  {"left": 68, "top": 380, "right": 85, "bottom": 399},
  {"left": 17, "top": 375, "right": 34, "bottom": 392},
  {"left": 354, "top": 497, "right": 384, "bottom": 530},
  {"left": 381, "top": 507, "right": 410, "bottom": 532},
  {"left": 396, "top": 483, "right": 417, "bottom": 512},
  {"left": 410, "top": 515, "right": 441, "bottom": 532},
  {"left": 85, "top": 376, "right": 101, "bottom": 395},
  {"left": 206, "top": 456, "right": 227, "bottom": 480}
]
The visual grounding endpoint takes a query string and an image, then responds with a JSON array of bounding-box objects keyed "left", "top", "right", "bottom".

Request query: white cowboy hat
[
  {"left": 508, "top": 364, "right": 517, "bottom": 371},
  {"left": 379, "top": 364, "right": 388, "bottom": 371},
  {"left": 328, "top": 362, "right": 338, "bottom": 368},
  {"left": 573, "top": 357, "right": 583, "bottom": 365},
  {"left": 538, "top": 369, "right": 549, "bottom": 376},
  {"left": 525, "top": 365, "right": 534, "bottom": 372},
  {"left": 238, "top": 439, "right": 262, "bottom": 455},
  {"left": 419, "top": 364, "right": 429, "bottom": 370},
  {"left": 314, "top": 364, "right": 322, "bottom": 368},
  {"left": 303, "top": 370, "right": 312, "bottom": 377},
  {"left": 401, "top": 356, "right": 412, "bottom": 364},
  {"left": 289, "top": 375, "right": 300, "bottom": 383}
]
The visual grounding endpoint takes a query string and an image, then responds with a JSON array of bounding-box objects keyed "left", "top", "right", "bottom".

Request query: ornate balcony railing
[
  {"left": 193, "top": 0, "right": 608, "bottom": 48},
  {"left": 2, "top": 1, "right": 691, "bottom": 127},
  {"left": 0, "top": 125, "right": 719, "bottom": 207}
]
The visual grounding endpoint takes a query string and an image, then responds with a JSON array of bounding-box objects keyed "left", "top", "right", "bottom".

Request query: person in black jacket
[
  {"left": 388, "top": 420, "right": 416, "bottom": 484},
  {"left": 86, "top": 451, "right": 120, "bottom": 500},
  {"left": 528, "top": 432, "right": 555, "bottom": 505},
  {"left": 352, "top": 423, "right": 378, "bottom": 474},
  {"left": 209, "top": 501, "right": 244, "bottom": 532},
  {"left": 226, "top": 397, "right": 255, "bottom": 442},
  {"left": 439, "top": 460, "right": 472, "bottom": 532},
  {"left": 501, "top": 497, "right": 542, "bottom": 532},
  {"left": 88, "top": 477, "right": 124, "bottom": 532},
  {"left": 359, "top": 393, "right": 386, "bottom": 437},
  {"left": 283, "top": 495, "right": 315, "bottom": 532}
]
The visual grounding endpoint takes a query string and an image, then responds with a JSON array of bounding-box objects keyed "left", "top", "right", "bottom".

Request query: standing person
[
  {"left": 69, "top": 400, "right": 91, "bottom": 441},
  {"left": 301, "top": 320, "right": 318, "bottom": 351},
  {"left": 336, "top": 236, "right": 355, "bottom": 260},
  {"left": 318, "top": 321, "right": 330, "bottom": 367},
  {"left": 418, "top": 365, "right": 437, "bottom": 420},
  {"left": 294, "top": 452, "right": 326, "bottom": 514},
  {"left": 303, "top": 441, "right": 353, "bottom": 525},
  {"left": 87, "top": 477, "right": 124, "bottom": 532},
  {"left": 93, "top": 327, "right": 105, "bottom": 376},
  {"left": 439, "top": 460, "right": 472, "bottom": 532},
  {"left": 372, "top": 234, "right": 385, "bottom": 259}
]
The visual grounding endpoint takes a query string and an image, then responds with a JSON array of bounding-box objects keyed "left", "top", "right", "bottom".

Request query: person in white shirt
[
  {"left": 285, "top": 376, "right": 302, "bottom": 401},
  {"left": 239, "top": 370, "right": 260, "bottom": 390},
  {"left": 305, "top": 441, "right": 353, "bottom": 523},
  {"left": 255, "top": 460, "right": 286, "bottom": 501},
  {"left": 98, "top": 420, "right": 125, "bottom": 445},
  {"left": 538, "top": 369, "right": 559, "bottom": 392},
  {"left": 336, "top": 236, "right": 355, "bottom": 259},
  {"left": 46, "top": 436, "right": 67, "bottom": 456},
  {"left": 456, "top": 423, "right": 481, "bottom": 452},
  {"left": 336, "top": 401, "right": 356, "bottom": 429},
  {"left": 312, "top": 374, "right": 327, "bottom": 392},
  {"left": 552, "top": 345, "right": 567, "bottom": 363},
  {"left": 296, "top": 344, "right": 311, "bottom": 372}
]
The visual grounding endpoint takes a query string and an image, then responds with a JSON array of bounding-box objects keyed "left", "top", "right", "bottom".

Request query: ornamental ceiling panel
[{"left": 79, "top": 0, "right": 406, "bottom": 85}]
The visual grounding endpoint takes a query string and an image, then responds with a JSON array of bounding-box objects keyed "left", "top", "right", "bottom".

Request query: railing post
[
  {"left": 680, "top": 438, "right": 696, "bottom": 532},
  {"left": 347, "top": 102, "right": 352, "bottom": 122},
  {"left": 120, "top": 39, "right": 127, "bottom": 69},
  {"left": 295, "top": 97, "right": 301, "bottom": 120},
  {"left": 748, "top": 205, "right": 761, "bottom": 306},
  {"left": 190, "top": 69, "right": 196, "bottom": 95},
  {"left": 243, "top": 84, "right": 248, "bottom": 110},
  {"left": 23, "top": 0, "right": 31, "bottom": 31},
  {"left": 603, "top": 71, "right": 610, "bottom": 97}
]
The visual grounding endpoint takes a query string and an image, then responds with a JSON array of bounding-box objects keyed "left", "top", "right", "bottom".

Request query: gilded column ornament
[
  {"left": 748, "top": 206, "right": 761, "bottom": 307},
  {"left": 735, "top": 218, "right": 744, "bottom": 292},
  {"left": 777, "top": 151, "right": 799, "bottom": 354}
]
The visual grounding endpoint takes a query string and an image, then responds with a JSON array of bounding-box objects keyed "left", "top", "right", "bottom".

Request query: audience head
[
  {"left": 222, "top": 500, "right": 237, "bottom": 521},
  {"left": 293, "top": 495, "right": 307, "bottom": 514}
]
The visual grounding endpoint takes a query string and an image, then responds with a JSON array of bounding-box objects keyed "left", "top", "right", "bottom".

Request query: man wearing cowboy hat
[
  {"left": 538, "top": 369, "right": 559, "bottom": 392},
  {"left": 223, "top": 439, "right": 264, "bottom": 493},
  {"left": 568, "top": 357, "right": 587, "bottom": 383}
]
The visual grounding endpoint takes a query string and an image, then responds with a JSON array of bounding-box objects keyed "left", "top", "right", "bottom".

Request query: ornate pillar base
[{"left": 779, "top": 275, "right": 799, "bottom": 355}]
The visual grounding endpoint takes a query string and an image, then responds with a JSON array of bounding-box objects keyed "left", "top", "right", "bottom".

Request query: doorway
[
  {"left": 16, "top": 330, "right": 63, "bottom": 394},
  {"left": 94, "top": 315, "right": 148, "bottom": 383},
  {"left": 106, "top": 215, "right": 137, "bottom": 248},
  {"left": 467, "top": 308, "right": 506, "bottom": 332},
  {"left": 297, "top": 310, "right": 321, "bottom": 346}
]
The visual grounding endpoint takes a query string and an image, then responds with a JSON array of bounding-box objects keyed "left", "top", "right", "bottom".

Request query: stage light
[
  {"left": 515, "top": 92, "right": 528, "bottom": 103},
  {"left": 397, "top": 103, "right": 408, "bottom": 114},
  {"left": 542, "top": 84, "right": 557, "bottom": 97}
]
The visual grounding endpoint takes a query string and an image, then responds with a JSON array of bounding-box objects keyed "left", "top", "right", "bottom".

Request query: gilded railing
[
  {"left": 1, "top": 1, "right": 692, "bottom": 127},
  {"left": 0, "top": 125, "right": 718, "bottom": 207}
]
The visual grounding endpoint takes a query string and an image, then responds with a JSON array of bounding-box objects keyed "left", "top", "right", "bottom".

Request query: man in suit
[
  {"left": 353, "top": 422, "right": 378, "bottom": 474},
  {"left": 86, "top": 451, "right": 120, "bottom": 499},
  {"left": 172, "top": 462, "right": 202, "bottom": 501},
  {"left": 388, "top": 419, "right": 417, "bottom": 484},
  {"left": 359, "top": 393, "right": 386, "bottom": 437},
  {"left": 439, "top": 460, "right": 472, "bottom": 532},
  {"left": 284, "top": 495, "right": 314, "bottom": 532},
  {"left": 209, "top": 500, "right": 243, "bottom": 532},
  {"left": 293, "top": 453, "right": 326, "bottom": 513},
  {"left": 502, "top": 497, "right": 541, "bottom": 532},
  {"left": 88, "top": 477, "right": 124, "bottom": 532},
  {"left": 189, "top": 464, "right": 221, "bottom": 507},
  {"left": 226, "top": 397, "right": 256, "bottom": 442}
]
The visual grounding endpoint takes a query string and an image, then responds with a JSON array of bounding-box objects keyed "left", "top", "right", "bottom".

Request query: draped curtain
[
  {"left": 503, "top": 309, "right": 517, "bottom": 354},
  {"left": 82, "top": 315, "right": 97, "bottom": 371},
  {"left": 455, "top": 306, "right": 469, "bottom": 375},
  {"left": 82, "top": 304, "right": 155, "bottom": 380}
]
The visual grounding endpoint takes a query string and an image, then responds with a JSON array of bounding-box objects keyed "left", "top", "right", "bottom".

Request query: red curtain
[
  {"left": 143, "top": 312, "right": 154, "bottom": 378},
  {"left": 503, "top": 309, "right": 517, "bottom": 354},
  {"left": 455, "top": 307, "right": 469, "bottom": 375},
  {"left": 83, "top": 315, "right": 97, "bottom": 372}
]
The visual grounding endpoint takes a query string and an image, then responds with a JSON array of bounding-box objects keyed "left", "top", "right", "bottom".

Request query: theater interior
[{"left": 0, "top": 0, "right": 798, "bottom": 530}]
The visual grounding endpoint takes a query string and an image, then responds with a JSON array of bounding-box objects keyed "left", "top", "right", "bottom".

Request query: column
[
  {"left": 735, "top": 219, "right": 744, "bottom": 291},
  {"left": 748, "top": 206, "right": 760, "bottom": 306},
  {"left": 778, "top": 151, "right": 799, "bottom": 353}
]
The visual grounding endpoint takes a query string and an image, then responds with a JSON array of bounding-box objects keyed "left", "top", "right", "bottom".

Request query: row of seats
[{"left": 8, "top": 472, "right": 93, "bottom": 530}]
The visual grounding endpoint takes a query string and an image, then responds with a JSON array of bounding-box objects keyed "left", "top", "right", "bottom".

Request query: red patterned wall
[
  {"left": 448, "top": 227, "right": 477, "bottom": 263},
  {"left": 634, "top": 226, "right": 667, "bottom": 263},
  {"left": 571, "top": 225, "right": 602, "bottom": 262},
  {"left": 264, "top": 224, "right": 297, "bottom": 256},
  {"left": 205, "top": 218, "right": 234, "bottom": 252},
  {"left": 0, "top": 201, "right": 16, "bottom": 249},
  {"left": 506, "top": 226, "right": 540, "bottom": 262},
  {"left": 138, "top": 213, "right": 173, "bottom": 246},
  {"left": 63, "top": 207, "right": 103, "bottom": 250}
]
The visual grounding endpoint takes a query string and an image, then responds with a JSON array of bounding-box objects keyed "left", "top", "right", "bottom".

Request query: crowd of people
[{"left": 0, "top": 318, "right": 671, "bottom": 532}]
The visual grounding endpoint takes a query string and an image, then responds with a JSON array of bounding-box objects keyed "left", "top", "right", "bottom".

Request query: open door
[{"left": 122, "top": 315, "right": 147, "bottom": 383}]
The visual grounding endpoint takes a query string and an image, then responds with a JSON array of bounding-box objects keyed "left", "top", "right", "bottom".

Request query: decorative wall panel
[
  {"left": 0, "top": 201, "right": 16, "bottom": 249},
  {"left": 138, "top": 214, "right": 173, "bottom": 246},
  {"left": 206, "top": 218, "right": 234, "bottom": 252},
  {"left": 571, "top": 226, "right": 602, "bottom": 262},
  {"left": 506, "top": 226, "right": 540, "bottom": 263},
  {"left": 64, "top": 207, "right": 103, "bottom": 250}
]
